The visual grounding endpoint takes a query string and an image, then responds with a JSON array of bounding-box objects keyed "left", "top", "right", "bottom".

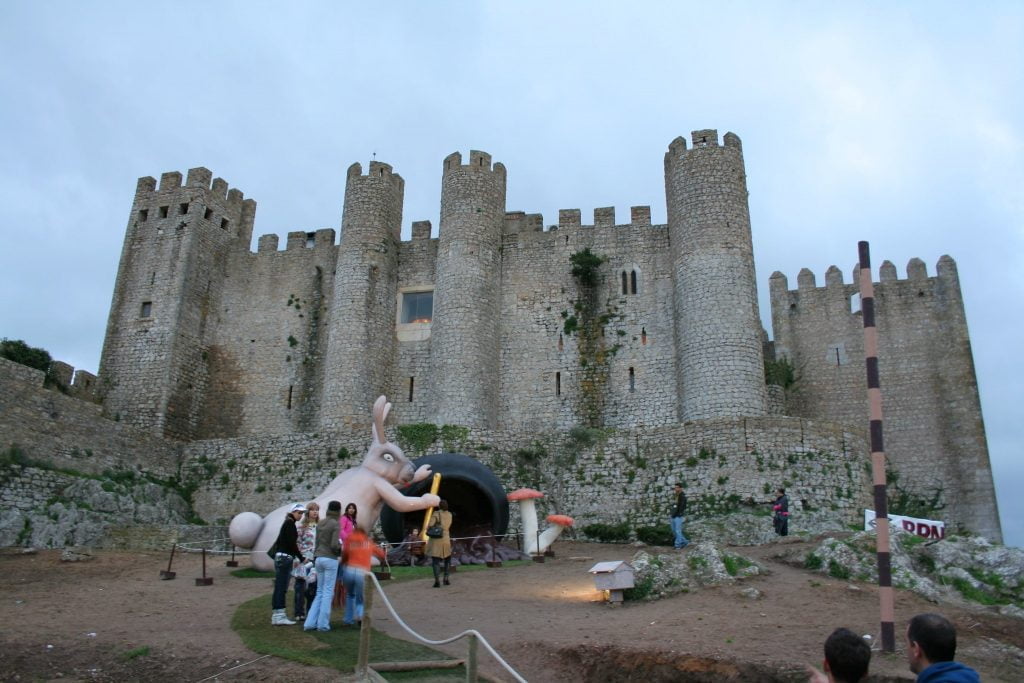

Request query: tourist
[
  {"left": 773, "top": 487, "right": 790, "bottom": 536},
  {"left": 670, "top": 482, "right": 689, "bottom": 549},
  {"left": 341, "top": 526, "right": 385, "bottom": 625},
  {"left": 906, "top": 613, "right": 980, "bottom": 682},
  {"left": 270, "top": 503, "right": 307, "bottom": 626},
  {"left": 806, "top": 627, "right": 871, "bottom": 682},
  {"left": 333, "top": 502, "right": 359, "bottom": 608},
  {"left": 304, "top": 500, "right": 342, "bottom": 632},
  {"left": 403, "top": 527, "right": 425, "bottom": 565},
  {"left": 426, "top": 499, "right": 454, "bottom": 587},
  {"left": 340, "top": 502, "right": 358, "bottom": 543},
  {"left": 292, "top": 501, "right": 319, "bottom": 621}
]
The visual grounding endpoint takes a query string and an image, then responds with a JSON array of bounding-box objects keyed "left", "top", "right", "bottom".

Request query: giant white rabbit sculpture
[{"left": 228, "top": 395, "right": 439, "bottom": 571}]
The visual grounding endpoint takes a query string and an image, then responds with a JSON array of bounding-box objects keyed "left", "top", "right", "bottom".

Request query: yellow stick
[{"left": 420, "top": 472, "right": 442, "bottom": 540}]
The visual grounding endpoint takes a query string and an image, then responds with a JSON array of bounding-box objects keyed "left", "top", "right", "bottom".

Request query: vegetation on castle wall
[
  {"left": 565, "top": 249, "right": 613, "bottom": 427},
  {"left": 1, "top": 338, "right": 66, "bottom": 391},
  {"left": 763, "top": 356, "right": 796, "bottom": 388},
  {"left": 887, "top": 469, "right": 945, "bottom": 518},
  {"left": 396, "top": 423, "right": 439, "bottom": 454}
]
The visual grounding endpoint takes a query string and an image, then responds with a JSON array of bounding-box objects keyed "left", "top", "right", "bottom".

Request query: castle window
[
  {"left": 287, "top": 385, "right": 293, "bottom": 409},
  {"left": 221, "top": 218, "right": 230, "bottom": 230},
  {"left": 178, "top": 202, "right": 189, "bottom": 215},
  {"left": 139, "top": 209, "right": 149, "bottom": 222},
  {"left": 401, "top": 290, "right": 433, "bottom": 324},
  {"left": 630, "top": 270, "right": 638, "bottom": 294},
  {"left": 140, "top": 301, "right": 152, "bottom": 318},
  {"left": 621, "top": 271, "right": 628, "bottom": 295},
  {"left": 159, "top": 206, "right": 169, "bottom": 218},
  {"left": 555, "top": 371, "right": 561, "bottom": 396},
  {"left": 641, "top": 327, "right": 647, "bottom": 345},
  {"left": 826, "top": 343, "right": 849, "bottom": 366},
  {"left": 849, "top": 293, "right": 861, "bottom": 313},
  {"left": 204, "top": 207, "right": 213, "bottom": 220},
  {"left": 628, "top": 367, "right": 635, "bottom": 393},
  {"left": 558, "top": 334, "right": 563, "bottom": 352},
  {"left": 408, "top": 377, "right": 415, "bottom": 402},
  {"left": 305, "top": 232, "right": 315, "bottom": 248}
]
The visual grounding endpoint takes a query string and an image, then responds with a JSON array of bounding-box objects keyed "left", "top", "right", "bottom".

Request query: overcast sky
[{"left": 1, "top": 2, "right": 1020, "bottom": 546}]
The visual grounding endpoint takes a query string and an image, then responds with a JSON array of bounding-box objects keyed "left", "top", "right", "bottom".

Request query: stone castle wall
[
  {"left": 5, "top": 128, "right": 998, "bottom": 545},
  {"left": 770, "top": 257, "right": 1000, "bottom": 540},
  {"left": 184, "top": 414, "right": 870, "bottom": 531}
]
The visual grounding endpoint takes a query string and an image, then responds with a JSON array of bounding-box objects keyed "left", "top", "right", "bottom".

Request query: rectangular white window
[{"left": 401, "top": 291, "right": 433, "bottom": 324}]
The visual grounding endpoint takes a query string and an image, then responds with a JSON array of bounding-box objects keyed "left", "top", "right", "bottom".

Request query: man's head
[
  {"left": 289, "top": 503, "right": 306, "bottom": 520},
  {"left": 327, "top": 500, "right": 342, "bottom": 513},
  {"left": 906, "top": 613, "right": 957, "bottom": 674},
  {"left": 822, "top": 627, "right": 870, "bottom": 682},
  {"left": 674, "top": 483, "right": 683, "bottom": 492}
]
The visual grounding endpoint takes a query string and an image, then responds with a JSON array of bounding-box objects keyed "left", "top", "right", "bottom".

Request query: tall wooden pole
[{"left": 858, "top": 241, "right": 895, "bottom": 652}]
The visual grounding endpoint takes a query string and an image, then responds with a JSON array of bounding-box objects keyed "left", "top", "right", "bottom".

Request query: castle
[{"left": 2, "top": 128, "right": 1001, "bottom": 544}]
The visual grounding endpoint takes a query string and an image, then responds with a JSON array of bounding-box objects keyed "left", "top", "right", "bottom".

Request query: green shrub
[
  {"left": 722, "top": 554, "right": 753, "bottom": 576},
  {"left": 804, "top": 553, "right": 823, "bottom": 570},
  {"left": 581, "top": 522, "right": 631, "bottom": 543},
  {"left": 623, "top": 572, "right": 655, "bottom": 601},
  {"left": 827, "top": 560, "right": 851, "bottom": 580},
  {"left": 950, "top": 577, "right": 1004, "bottom": 605},
  {"left": 635, "top": 525, "right": 673, "bottom": 546}
]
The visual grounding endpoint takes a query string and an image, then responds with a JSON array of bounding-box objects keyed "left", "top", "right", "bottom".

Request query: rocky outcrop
[
  {"left": 798, "top": 528, "right": 1024, "bottom": 615},
  {"left": 626, "top": 543, "right": 766, "bottom": 601}
]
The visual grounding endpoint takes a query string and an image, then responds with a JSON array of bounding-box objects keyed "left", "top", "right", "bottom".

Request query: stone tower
[
  {"left": 98, "top": 168, "right": 255, "bottom": 439},
  {"left": 320, "top": 161, "right": 404, "bottom": 430},
  {"left": 429, "top": 151, "right": 507, "bottom": 428},
  {"left": 664, "top": 130, "right": 767, "bottom": 420}
]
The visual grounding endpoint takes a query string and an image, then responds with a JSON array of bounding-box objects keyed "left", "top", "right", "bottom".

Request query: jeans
[
  {"left": 670, "top": 516, "right": 689, "bottom": 549},
  {"left": 304, "top": 557, "right": 339, "bottom": 631},
  {"left": 342, "top": 566, "right": 366, "bottom": 625},
  {"left": 272, "top": 554, "right": 292, "bottom": 610},
  {"left": 293, "top": 578, "right": 309, "bottom": 616}
]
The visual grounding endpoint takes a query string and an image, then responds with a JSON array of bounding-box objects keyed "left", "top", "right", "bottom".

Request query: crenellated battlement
[
  {"left": 442, "top": 150, "right": 507, "bottom": 178},
  {"left": 502, "top": 206, "right": 658, "bottom": 237},
  {"left": 411, "top": 220, "right": 432, "bottom": 240},
  {"left": 130, "top": 168, "right": 256, "bottom": 244},
  {"left": 346, "top": 160, "right": 405, "bottom": 190},
  {"left": 773, "top": 256, "right": 961, "bottom": 297},
  {"left": 664, "top": 129, "right": 744, "bottom": 168},
  {"left": 252, "top": 228, "right": 337, "bottom": 254}
]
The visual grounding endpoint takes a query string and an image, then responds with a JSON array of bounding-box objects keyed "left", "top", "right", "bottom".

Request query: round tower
[
  {"left": 320, "top": 161, "right": 404, "bottom": 430},
  {"left": 429, "top": 150, "right": 507, "bottom": 428},
  {"left": 664, "top": 129, "right": 767, "bottom": 420}
]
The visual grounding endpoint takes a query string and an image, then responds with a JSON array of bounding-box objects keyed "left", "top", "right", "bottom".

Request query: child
[{"left": 341, "top": 527, "right": 385, "bottom": 626}]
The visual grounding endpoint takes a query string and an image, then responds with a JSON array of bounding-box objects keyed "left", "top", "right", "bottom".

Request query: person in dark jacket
[
  {"left": 773, "top": 487, "right": 790, "bottom": 536},
  {"left": 270, "top": 503, "right": 307, "bottom": 625},
  {"left": 906, "top": 613, "right": 980, "bottom": 682},
  {"left": 670, "top": 483, "right": 689, "bottom": 549},
  {"left": 303, "top": 500, "right": 342, "bottom": 632}
]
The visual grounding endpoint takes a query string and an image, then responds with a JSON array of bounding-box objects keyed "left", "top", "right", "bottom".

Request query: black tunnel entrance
[{"left": 380, "top": 452, "right": 509, "bottom": 544}]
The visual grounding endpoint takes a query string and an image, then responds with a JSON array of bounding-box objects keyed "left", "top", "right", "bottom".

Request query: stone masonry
[{"left": 0, "top": 128, "right": 1001, "bottom": 546}]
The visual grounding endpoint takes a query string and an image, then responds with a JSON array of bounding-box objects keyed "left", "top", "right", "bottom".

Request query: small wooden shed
[{"left": 588, "top": 560, "right": 635, "bottom": 604}]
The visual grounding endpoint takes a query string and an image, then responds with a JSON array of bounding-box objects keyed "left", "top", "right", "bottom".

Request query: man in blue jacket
[{"left": 906, "top": 613, "right": 980, "bottom": 682}]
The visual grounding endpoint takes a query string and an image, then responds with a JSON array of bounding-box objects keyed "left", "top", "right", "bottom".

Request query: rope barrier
[
  {"left": 193, "top": 654, "right": 271, "bottom": 682},
  {"left": 368, "top": 572, "right": 527, "bottom": 683},
  {"left": 170, "top": 531, "right": 529, "bottom": 555}
]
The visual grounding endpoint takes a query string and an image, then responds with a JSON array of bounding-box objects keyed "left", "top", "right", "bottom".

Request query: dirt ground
[{"left": 0, "top": 539, "right": 1021, "bottom": 682}]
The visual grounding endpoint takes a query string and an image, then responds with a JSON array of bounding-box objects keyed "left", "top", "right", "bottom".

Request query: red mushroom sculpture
[
  {"left": 507, "top": 488, "right": 544, "bottom": 555},
  {"left": 538, "top": 514, "right": 574, "bottom": 554}
]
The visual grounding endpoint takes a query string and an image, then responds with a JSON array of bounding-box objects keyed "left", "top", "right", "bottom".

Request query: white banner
[{"left": 863, "top": 509, "right": 945, "bottom": 540}]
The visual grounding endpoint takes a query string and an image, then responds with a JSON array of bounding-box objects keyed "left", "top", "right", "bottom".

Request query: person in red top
[{"left": 341, "top": 527, "right": 385, "bottom": 626}]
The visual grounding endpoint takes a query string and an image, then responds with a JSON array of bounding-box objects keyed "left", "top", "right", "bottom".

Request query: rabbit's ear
[{"left": 372, "top": 395, "right": 388, "bottom": 444}]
